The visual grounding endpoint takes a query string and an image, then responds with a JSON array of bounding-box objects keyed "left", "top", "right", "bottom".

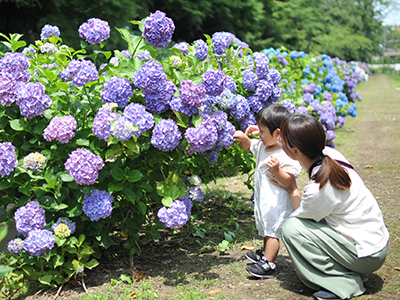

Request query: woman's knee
[{"left": 282, "top": 217, "right": 303, "bottom": 241}]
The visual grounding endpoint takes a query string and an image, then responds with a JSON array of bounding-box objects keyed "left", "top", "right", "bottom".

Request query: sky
[{"left": 382, "top": 1, "right": 400, "bottom": 25}]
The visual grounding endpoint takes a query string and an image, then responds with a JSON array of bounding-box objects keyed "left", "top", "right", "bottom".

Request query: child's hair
[
  {"left": 255, "top": 103, "right": 291, "bottom": 135},
  {"left": 280, "top": 114, "right": 351, "bottom": 190}
]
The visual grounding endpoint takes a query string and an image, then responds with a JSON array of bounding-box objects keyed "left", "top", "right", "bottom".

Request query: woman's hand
[{"left": 268, "top": 173, "right": 301, "bottom": 210}]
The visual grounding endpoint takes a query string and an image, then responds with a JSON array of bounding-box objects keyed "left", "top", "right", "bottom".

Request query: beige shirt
[{"left": 291, "top": 147, "right": 389, "bottom": 258}]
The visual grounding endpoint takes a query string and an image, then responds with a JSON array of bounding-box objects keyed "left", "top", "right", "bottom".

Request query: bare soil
[{"left": 19, "top": 74, "right": 400, "bottom": 300}]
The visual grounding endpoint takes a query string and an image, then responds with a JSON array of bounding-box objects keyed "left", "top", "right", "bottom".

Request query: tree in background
[{"left": 0, "top": 0, "right": 394, "bottom": 61}]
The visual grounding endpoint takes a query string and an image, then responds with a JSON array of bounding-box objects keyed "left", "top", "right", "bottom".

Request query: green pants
[{"left": 281, "top": 217, "right": 388, "bottom": 299}]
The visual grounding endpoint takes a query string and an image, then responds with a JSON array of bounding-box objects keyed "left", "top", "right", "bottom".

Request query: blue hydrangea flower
[
  {"left": 51, "top": 217, "right": 76, "bottom": 235},
  {"left": 187, "top": 175, "right": 202, "bottom": 186},
  {"left": 79, "top": 18, "right": 110, "bottom": 44},
  {"left": 185, "top": 120, "right": 218, "bottom": 153},
  {"left": 189, "top": 187, "right": 204, "bottom": 202},
  {"left": 101, "top": 76, "right": 133, "bottom": 107},
  {"left": 337, "top": 116, "right": 345, "bottom": 127},
  {"left": 179, "top": 80, "right": 206, "bottom": 108},
  {"left": 151, "top": 119, "right": 182, "bottom": 151},
  {"left": 200, "top": 109, "right": 228, "bottom": 131},
  {"left": 123, "top": 103, "right": 155, "bottom": 137},
  {"left": 211, "top": 32, "right": 232, "bottom": 55},
  {"left": 43, "top": 115, "right": 77, "bottom": 143},
  {"left": 173, "top": 42, "right": 189, "bottom": 56},
  {"left": 24, "top": 152, "right": 46, "bottom": 170},
  {"left": 202, "top": 70, "right": 227, "bottom": 96},
  {"left": 247, "top": 95, "right": 263, "bottom": 113},
  {"left": 230, "top": 94, "right": 250, "bottom": 121},
  {"left": 271, "top": 86, "right": 282, "bottom": 103},
  {"left": 22, "top": 46, "right": 37, "bottom": 57},
  {"left": 23, "top": 229, "right": 55, "bottom": 256},
  {"left": 157, "top": 199, "right": 190, "bottom": 228},
  {"left": 0, "top": 52, "right": 30, "bottom": 81},
  {"left": 218, "top": 121, "right": 235, "bottom": 148},
  {"left": 8, "top": 238, "right": 24, "bottom": 255},
  {"left": 40, "top": 24, "right": 60, "bottom": 40},
  {"left": 0, "top": 72, "right": 22, "bottom": 106},
  {"left": 225, "top": 76, "right": 237, "bottom": 93},
  {"left": 216, "top": 88, "right": 235, "bottom": 109},
  {"left": 254, "top": 80, "right": 273, "bottom": 103},
  {"left": 302, "top": 92, "right": 314, "bottom": 105},
  {"left": 121, "top": 50, "right": 132, "bottom": 59},
  {"left": 194, "top": 39, "right": 208, "bottom": 61},
  {"left": 111, "top": 116, "right": 135, "bottom": 141},
  {"left": 240, "top": 114, "right": 257, "bottom": 132},
  {"left": 64, "top": 148, "right": 104, "bottom": 185},
  {"left": 143, "top": 79, "right": 176, "bottom": 114},
  {"left": 202, "top": 147, "right": 220, "bottom": 164},
  {"left": 93, "top": 105, "right": 119, "bottom": 142},
  {"left": 83, "top": 189, "right": 114, "bottom": 221},
  {"left": 14, "top": 201, "right": 46, "bottom": 237},
  {"left": 170, "top": 97, "right": 198, "bottom": 117},
  {"left": 297, "top": 106, "right": 309, "bottom": 115},
  {"left": 0, "top": 142, "right": 18, "bottom": 176},
  {"left": 253, "top": 52, "right": 270, "bottom": 79},
  {"left": 133, "top": 60, "right": 166, "bottom": 91},
  {"left": 143, "top": 10, "right": 175, "bottom": 48}
]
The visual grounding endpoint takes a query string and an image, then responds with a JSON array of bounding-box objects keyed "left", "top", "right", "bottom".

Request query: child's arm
[
  {"left": 267, "top": 156, "right": 293, "bottom": 188},
  {"left": 233, "top": 130, "right": 251, "bottom": 151}
]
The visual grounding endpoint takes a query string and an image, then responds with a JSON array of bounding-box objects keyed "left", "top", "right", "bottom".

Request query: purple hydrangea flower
[
  {"left": 23, "top": 229, "right": 55, "bottom": 256},
  {"left": 247, "top": 95, "right": 263, "bottom": 113},
  {"left": 217, "top": 89, "right": 235, "bottom": 110},
  {"left": 218, "top": 121, "right": 235, "bottom": 148},
  {"left": 240, "top": 114, "right": 257, "bottom": 132},
  {"left": 40, "top": 42, "right": 59, "bottom": 54},
  {"left": 24, "top": 152, "right": 46, "bottom": 170},
  {"left": 225, "top": 76, "right": 237, "bottom": 93},
  {"left": 109, "top": 57, "right": 119, "bottom": 66},
  {"left": 169, "top": 97, "right": 198, "bottom": 116},
  {"left": 200, "top": 109, "right": 228, "bottom": 130},
  {"left": 79, "top": 18, "right": 110, "bottom": 44},
  {"left": 143, "top": 80, "right": 176, "bottom": 113},
  {"left": 123, "top": 103, "right": 154, "bottom": 137},
  {"left": 92, "top": 105, "right": 119, "bottom": 142},
  {"left": 133, "top": 60, "right": 166, "bottom": 92},
  {"left": 16, "top": 82, "right": 52, "bottom": 119},
  {"left": 134, "top": 50, "right": 152, "bottom": 61},
  {"left": 302, "top": 92, "right": 314, "bottom": 105},
  {"left": 269, "top": 68, "right": 281, "bottom": 85},
  {"left": 143, "top": 10, "right": 175, "bottom": 48},
  {"left": 189, "top": 187, "right": 204, "bottom": 202},
  {"left": 185, "top": 120, "right": 218, "bottom": 153},
  {"left": 14, "top": 201, "right": 46, "bottom": 237},
  {"left": 297, "top": 106, "right": 309, "bottom": 115},
  {"left": 242, "top": 69, "right": 257, "bottom": 91},
  {"left": 101, "top": 76, "right": 133, "bottom": 107},
  {"left": 0, "top": 72, "right": 23, "bottom": 106},
  {"left": 8, "top": 238, "right": 24, "bottom": 255},
  {"left": 211, "top": 32, "right": 232, "bottom": 55},
  {"left": 179, "top": 80, "right": 206, "bottom": 108},
  {"left": 194, "top": 39, "right": 208, "bottom": 61},
  {"left": 271, "top": 86, "right": 282, "bottom": 102},
  {"left": 157, "top": 199, "right": 190, "bottom": 228},
  {"left": 337, "top": 116, "right": 345, "bottom": 127},
  {"left": 230, "top": 94, "right": 250, "bottom": 121},
  {"left": 64, "top": 148, "right": 104, "bottom": 185},
  {"left": 253, "top": 52, "right": 270, "bottom": 79},
  {"left": 280, "top": 99, "right": 297, "bottom": 114},
  {"left": 43, "top": 115, "right": 77, "bottom": 143},
  {"left": 307, "top": 82, "right": 317, "bottom": 94},
  {"left": 202, "top": 147, "right": 220, "bottom": 164},
  {"left": 202, "top": 70, "right": 227, "bottom": 96},
  {"left": 59, "top": 60, "right": 99, "bottom": 87},
  {"left": 121, "top": 50, "right": 132, "bottom": 59},
  {"left": 0, "top": 142, "right": 18, "bottom": 176},
  {"left": 0, "top": 52, "right": 30, "bottom": 81},
  {"left": 173, "top": 42, "right": 189, "bottom": 56},
  {"left": 40, "top": 24, "right": 60, "bottom": 40},
  {"left": 22, "top": 46, "right": 37, "bottom": 57},
  {"left": 254, "top": 80, "right": 273, "bottom": 103},
  {"left": 51, "top": 217, "right": 76, "bottom": 234},
  {"left": 323, "top": 91, "right": 332, "bottom": 101},
  {"left": 111, "top": 116, "right": 135, "bottom": 141},
  {"left": 83, "top": 189, "right": 113, "bottom": 221},
  {"left": 151, "top": 119, "right": 182, "bottom": 151}
]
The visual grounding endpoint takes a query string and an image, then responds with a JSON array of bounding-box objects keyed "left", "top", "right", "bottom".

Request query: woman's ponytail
[{"left": 313, "top": 156, "right": 351, "bottom": 190}]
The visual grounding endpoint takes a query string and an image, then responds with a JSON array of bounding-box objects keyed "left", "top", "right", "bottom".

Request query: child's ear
[{"left": 274, "top": 128, "right": 281, "bottom": 138}]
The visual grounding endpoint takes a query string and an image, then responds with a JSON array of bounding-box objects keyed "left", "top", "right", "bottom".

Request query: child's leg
[{"left": 263, "top": 236, "right": 280, "bottom": 263}]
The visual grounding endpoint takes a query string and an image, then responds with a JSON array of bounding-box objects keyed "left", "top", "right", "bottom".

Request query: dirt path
[{"left": 20, "top": 74, "right": 400, "bottom": 300}]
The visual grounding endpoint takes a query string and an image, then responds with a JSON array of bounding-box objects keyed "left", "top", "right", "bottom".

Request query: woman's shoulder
[{"left": 323, "top": 146, "right": 350, "bottom": 164}]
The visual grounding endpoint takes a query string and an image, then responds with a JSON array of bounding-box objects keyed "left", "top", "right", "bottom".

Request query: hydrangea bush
[{"left": 0, "top": 11, "right": 367, "bottom": 287}]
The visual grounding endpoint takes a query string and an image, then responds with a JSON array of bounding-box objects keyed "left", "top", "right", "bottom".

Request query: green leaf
[
  {"left": 192, "top": 115, "right": 203, "bottom": 127},
  {"left": 61, "top": 173, "right": 74, "bottom": 182},
  {"left": 162, "top": 196, "right": 173, "bottom": 207},
  {"left": 111, "top": 167, "right": 125, "bottom": 181},
  {"left": 137, "top": 201, "right": 147, "bottom": 215},
  {"left": 9, "top": 119, "right": 26, "bottom": 131},
  {"left": 167, "top": 185, "right": 180, "bottom": 200},
  {"left": 76, "top": 138, "right": 90, "bottom": 147},
  {"left": 78, "top": 234, "right": 86, "bottom": 246},
  {"left": 72, "top": 260, "right": 84, "bottom": 274},
  {"left": 108, "top": 181, "right": 125, "bottom": 192},
  {"left": 39, "top": 274, "right": 53, "bottom": 286},
  {"left": 105, "top": 145, "right": 122, "bottom": 162},
  {"left": 0, "top": 180, "right": 12, "bottom": 190},
  {"left": 0, "top": 266, "right": 13, "bottom": 279},
  {"left": 0, "top": 225, "right": 7, "bottom": 242},
  {"left": 123, "top": 187, "right": 137, "bottom": 204},
  {"left": 84, "top": 258, "right": 99, "bottom": 270},
  {"left": 127, "top": 169, "right": 143, "bottom": 183},
  {"left": 22, "top": 265, "right": 39, "bottom": 280}
]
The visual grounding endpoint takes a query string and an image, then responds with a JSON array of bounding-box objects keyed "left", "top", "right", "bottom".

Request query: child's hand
[
  {"left": 267, "top": 156, "right": 280, "bottom": 175},
  {"left": 233, "top": 130, "right": 247, "bottom": 142},
  {"left": 244, "top": 125, "right": 259, "bottom": 136}
]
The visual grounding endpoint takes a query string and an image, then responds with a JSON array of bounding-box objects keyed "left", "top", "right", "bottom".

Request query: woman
[{"left": 272, "top": 114, "right": 389, "bottom": 300}]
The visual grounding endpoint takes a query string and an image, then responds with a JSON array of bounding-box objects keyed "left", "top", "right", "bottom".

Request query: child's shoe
[
  {"left": 246, "top": 257, "right": 276, "bottom": 278},
  {"left": 312, "top": 290, "right": 339, "bottom": 300},
  {"left": 245, "top": 247, "right": 264, "bottom": 263}
]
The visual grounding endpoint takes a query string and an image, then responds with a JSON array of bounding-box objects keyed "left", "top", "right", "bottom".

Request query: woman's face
[{"left": 281, "top": 136, "right": 296, "bottom": 160}]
